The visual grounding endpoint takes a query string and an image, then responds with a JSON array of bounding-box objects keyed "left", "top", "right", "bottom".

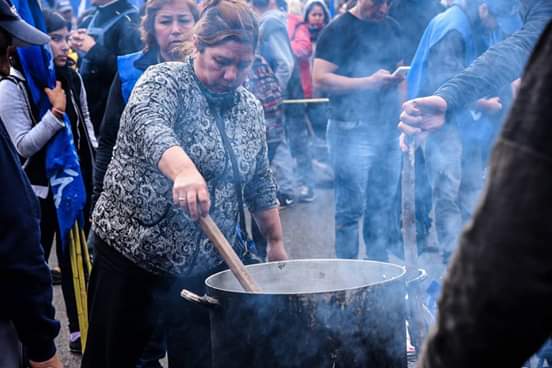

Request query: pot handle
[
  {"left": 180, "top": 289, "right": 220, "bottom": 309},
  {"left": 406, "top": 268, "right": 427, "bottom": 287}
]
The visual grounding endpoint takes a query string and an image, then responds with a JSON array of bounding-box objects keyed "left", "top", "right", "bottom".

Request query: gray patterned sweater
[{"left": 92, "top": 58, "right": 278, "bottom": 276}]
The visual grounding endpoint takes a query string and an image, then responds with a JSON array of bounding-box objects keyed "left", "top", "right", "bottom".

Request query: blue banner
[{"left": 12, "top": 0, "right": 86, "bottom": 249}]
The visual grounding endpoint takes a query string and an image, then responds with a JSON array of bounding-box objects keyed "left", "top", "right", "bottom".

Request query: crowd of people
[{"left": 1, "top": 0, "right": 552, "bottom": 367}]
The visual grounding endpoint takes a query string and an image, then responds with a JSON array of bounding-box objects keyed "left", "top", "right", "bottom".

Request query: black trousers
[
  {"left": 82, "top": 235, "right": 220, "bottom": 368},
  {"left": 39, "top": 193, "right": 80, "bottom": 333}
]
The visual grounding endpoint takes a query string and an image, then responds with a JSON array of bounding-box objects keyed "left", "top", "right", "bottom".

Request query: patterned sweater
[{"left": 92, "top": 58, "right": 278, "bottom": 276}]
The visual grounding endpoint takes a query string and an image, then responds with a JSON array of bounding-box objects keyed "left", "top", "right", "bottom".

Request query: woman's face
[
  {"left": 307, "top": 4, "right": 326, "bottom": 28},
  {"left": 154, "top": 1, "right": 195, "bottom": 61},
  {"left": 49, "top": 28, "right": 70, "bottom": 67},
  {"left": 194, "top": 40, "right": 254, "bottom": 93}
]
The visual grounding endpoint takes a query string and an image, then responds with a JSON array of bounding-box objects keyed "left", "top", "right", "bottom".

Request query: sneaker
[
  {"left": 50, "top": 267, "right": 62, "bottom": 286},
  {"left": 69, "top": 336, "right": 82, "bottom": 354},
  {"left": 277, "top": 192, "right": 294, "bottom": 210},
  {"left": 296, "top": 185, "right": 316, "bottom": 203}
]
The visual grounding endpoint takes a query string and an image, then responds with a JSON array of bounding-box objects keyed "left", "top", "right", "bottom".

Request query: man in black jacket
[
  {"left": 416, "top": 20, "right": 552, "bottom": 367},
  {"left": 0, "top": 1, "right": 62, "bottom": 366},
  {"left": 71, "top": 0, "right": 142, "bottom": 134}
]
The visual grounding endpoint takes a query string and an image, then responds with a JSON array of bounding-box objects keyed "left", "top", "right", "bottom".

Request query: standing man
[
  {"left": 72, "top": 0, "right": 142, "bottom": 134},
  {"left": 405, "top": 0, "right": 481, "bottom": 267},
  {"left": 416, "top": 20, "right": 552, "bottom": 367},
  {"left": 313, "top": 0, "right": 404, "bottom": 261},
  {"left": 0, "top": 0, "right": 62, "bottom": 367}
]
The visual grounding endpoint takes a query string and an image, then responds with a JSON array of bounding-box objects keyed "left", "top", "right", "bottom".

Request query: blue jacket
[
  {"left": 117, "top": 50, "right": 145, "bottom": 103},
  {"left": 408, "top": 5, "right": 476, "bottom": 99},
  {"left": 435, "top": 0, "right": 552, "bottom": 110}
]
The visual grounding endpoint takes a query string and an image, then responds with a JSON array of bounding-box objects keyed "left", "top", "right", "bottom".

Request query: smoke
[{"left": 205, "top": 260, "right": 408, "bottom": 367}]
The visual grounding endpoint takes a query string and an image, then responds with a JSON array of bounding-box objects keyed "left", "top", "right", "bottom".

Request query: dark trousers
[
  {"left": 81, "top": 235, "right": 217, "bottom": 368},
  {"left": 39, "top": 194, "right": 80, "bottom": 333}
]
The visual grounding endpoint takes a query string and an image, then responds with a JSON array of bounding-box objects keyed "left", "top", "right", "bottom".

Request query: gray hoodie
[{"left": 258, "top": 9, "right": 295, "bottom": 90}]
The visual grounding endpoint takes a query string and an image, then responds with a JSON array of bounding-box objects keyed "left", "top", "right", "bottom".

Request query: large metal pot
[{"left": 181, "top": 259, "right": 407, "bottom": 368}]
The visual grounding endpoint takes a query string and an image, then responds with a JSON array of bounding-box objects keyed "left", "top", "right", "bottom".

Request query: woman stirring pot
[{"left": 83, "top": 0, "right": 288, "bottom": 366}]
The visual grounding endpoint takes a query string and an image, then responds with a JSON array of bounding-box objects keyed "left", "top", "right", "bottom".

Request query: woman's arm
[
  {"left": 0, "top": 80, "right": 64, "bottom": 158},
  {"left": 158, "top": 146, "right": 210, "bottom": 221},
  {"left": 251, "top": 207, "right": 287, "bottom": 261}
]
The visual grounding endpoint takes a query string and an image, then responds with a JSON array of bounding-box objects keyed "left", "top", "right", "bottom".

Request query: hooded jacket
[{"left": 288, "top": 0, "right": 329, "bottom": 97}]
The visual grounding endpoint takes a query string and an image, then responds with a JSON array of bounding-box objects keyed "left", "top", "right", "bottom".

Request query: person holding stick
[{"left": 84, "top": 0, "right": 288, "bottom": 366}]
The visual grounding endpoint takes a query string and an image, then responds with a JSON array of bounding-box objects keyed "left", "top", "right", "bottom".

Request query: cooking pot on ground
[{"left": 181, "top": 259, "right": 407, "bottom": 368}]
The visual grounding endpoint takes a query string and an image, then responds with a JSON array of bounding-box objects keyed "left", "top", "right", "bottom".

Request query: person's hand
[
  {"left": 367, "top": 69, "right": 403, "bottom": 90},
  {"left": 173, "top": 166, "right": 210, "bottom": 221},
  {"left": 266, "top": 240, "right": 288, "bottom": 261},
  {"left": 29, "top": 353, "right": 63, "bottom": 368},
  {"left": 475, "top": 97, "right": 502, "bottom": 115},
  {"left": 398, "top": 95, "right": 447, "bottom": 134},
  {"left": 70, "top": 29, "right": 96, "bottom": 53},
  {"left": 44, "top": 81, "right": 66, "bottom": 112}
]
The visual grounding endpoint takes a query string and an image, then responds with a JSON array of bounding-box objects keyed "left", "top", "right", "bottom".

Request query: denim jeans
[
  {"left": 422, "top": 119, "right": 484, "bottom": 255},
  {"left": 270, "top": 140, "right": 298, "bottom": 195},
  {"left": 285, "top": 103, "right": 315, "bottom": 187},
  {"left": 327, "top": 118, "right": 402, "bottom": 261}
]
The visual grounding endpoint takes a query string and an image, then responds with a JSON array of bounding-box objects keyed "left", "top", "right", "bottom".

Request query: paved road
[{"left": 51, "top": 186, "right": 420, "bottom": 367}]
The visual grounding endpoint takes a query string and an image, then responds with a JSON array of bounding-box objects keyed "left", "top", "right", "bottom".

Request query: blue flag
[{"left": 12, "top": 0, "right": 86, "bottom": 250}]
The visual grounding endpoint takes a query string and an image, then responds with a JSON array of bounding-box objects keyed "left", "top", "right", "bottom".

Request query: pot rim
[{"left": 205, "top": 258, "right": 406, "bottom": 295}]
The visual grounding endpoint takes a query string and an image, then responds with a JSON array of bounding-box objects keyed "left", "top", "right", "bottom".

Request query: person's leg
[
  {"left": 306, "top": 103, "right": 328, "bottom": 140},
  {"left": 327, "top": 119, "right": 374, "bottom": 259},
  {"left": 270, "top": 139, "right": 298, "bottom": 201},
  {"left": 362, "top": 130, "right": 402, "bottom": 262},
  {"left": 55, "top": 234, "right": 80, "bottom": 341},
  {"left": 0, "top": 320, "right": 22, "bottom": 368},
  {"left": 285, "top": 103, "right": 315, "bottom": 197},
  {"left": 81, "top": 235, "right": 166, "bottom": 368},
  {"left": 422, "top": 122, "right": 463, "bottom": 259},
  {"left": 459, "top": 126, "right": 485, "bottom": 222},
  {"left": 135, "top": 319, "right": 166, "bottom": 368},
  {"left": 38, "top": 196, "right": 56, "bottom": 260}
]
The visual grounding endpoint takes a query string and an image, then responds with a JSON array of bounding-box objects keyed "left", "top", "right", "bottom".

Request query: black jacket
[
  {"left": 435, "top": 0, "right": 552, "bottom": 111},
  {"left": 77, "top": 0, "right": 142, "bottom": 134},
  {"left": 92, "top": 49, "right": 159, "bottom": 209},
  {"left": 418, "top": 20, "right": 552, "bottom": 368},
  {"left": 0, "top": 120, "right": 60, "bottom": 362}
]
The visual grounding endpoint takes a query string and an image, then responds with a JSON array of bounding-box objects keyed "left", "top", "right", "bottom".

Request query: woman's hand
[
  {"left": 267, "top": 240, "right": 288, "bottom": 261},
  {"left": 173, "top": 166, "right": 210, "bottom": 221},
  {"left": 159, "top": 146, "right": 211, "bottom": 221},
  {"left": 30, "top": 353, "right": 63, "bottom": 368},
  {"left": 44, "top": 81, "right": 66, "bottom": 113}
]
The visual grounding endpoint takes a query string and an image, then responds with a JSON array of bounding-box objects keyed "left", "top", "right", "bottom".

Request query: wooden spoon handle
[{"left": 199, "top": 215, "right": 262, "bottom": 293}]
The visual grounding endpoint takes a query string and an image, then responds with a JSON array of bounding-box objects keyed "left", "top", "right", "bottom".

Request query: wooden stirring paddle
[{"left": 199, "top": 215, "right": 262, "bottom": 293}]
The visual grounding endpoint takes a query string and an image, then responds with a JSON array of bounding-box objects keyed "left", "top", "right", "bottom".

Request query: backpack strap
[{"left": 0, "top": 75, "right": 40, "bottom": 126}]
